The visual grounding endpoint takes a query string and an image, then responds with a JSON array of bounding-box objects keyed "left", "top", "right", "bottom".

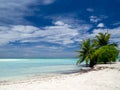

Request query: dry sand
[{"left": 0, "top": 62, "right": 120, "bottom": 90}]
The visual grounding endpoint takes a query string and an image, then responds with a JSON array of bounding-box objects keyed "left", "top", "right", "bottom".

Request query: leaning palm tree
[
  {"left": 93, "top": 32, "right": 118, "bottom": 48},
  {"left": 76, "top": 32, "right": 119, "bottom": 67},
  {"left": 93, "top": 32, "right": 111, "bottom": 49},
  {"left": 76, "top": 38, "right": 94, "bottom": 66},
  {"left": 92, "top": 32, "right": 118, "bottom": 64}
]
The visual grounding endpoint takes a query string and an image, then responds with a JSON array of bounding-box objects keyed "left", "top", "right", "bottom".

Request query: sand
[{"left": 0, "top": 62, "right": 120, "bottom": 90}]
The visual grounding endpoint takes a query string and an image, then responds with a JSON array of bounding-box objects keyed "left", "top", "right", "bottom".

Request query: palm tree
[
  {"left": 94, "top": 32, "right": 118, "bottom": 47},
  {"left": 93, "top": 32, "right": 111, "bottom": 49},
  {"left": 76, "top": 38, "right": 94, "bottom": 66},
  {"left": 92, "top": 32, "right": 118, "bottom": 64},
  {"left": 76, "top": 32, "right": 119, "bottom": 67}
]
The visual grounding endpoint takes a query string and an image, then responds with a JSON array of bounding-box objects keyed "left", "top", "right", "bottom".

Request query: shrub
[{"left": 94, "top": 45, "right": 119, "bottom": 64}]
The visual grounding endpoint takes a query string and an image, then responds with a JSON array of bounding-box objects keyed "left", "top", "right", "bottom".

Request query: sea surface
[{"left": 0, "top": 58, "right": 81, "bottom": 81}]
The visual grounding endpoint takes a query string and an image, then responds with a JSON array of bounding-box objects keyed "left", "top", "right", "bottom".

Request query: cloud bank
[{"left": 0, "top": 21, "right": 91, "bottom": 46}]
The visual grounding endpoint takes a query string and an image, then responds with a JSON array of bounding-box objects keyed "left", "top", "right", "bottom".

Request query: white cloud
[
  {"left": 97, "top": 23, "right": 105, "bottom": 28},
  {"left": 54, "top": 21, "right": 65, "bottom": 26},
  {"left": 35, "top": 45, "right": 64, "bottom": 51},
  {"left": 12, "top": 25, "right": 39, "bottom": 33},
  {"left": 89, "top": 15, "right": 108, "bottom": 23},
  {"left": 42, "top": 0, "right": 55, "bottom": 5},
  {"left": 0, "top": 11, "right": 93, "bottom": 57},
  {"left": 86, "top": 8, "right": 94, "bottom": 12},
  {"left": 0, "top": 21, "right": 92, "bottom": 46},
  {"left": 0, "top": 0, "right": 55, "bottom": 25},
  {"left": 89, "top": 16, "right": 101, "bottom": 23},
  {"left": 0, "top": 45, "right": 76, "bottom": 58}
]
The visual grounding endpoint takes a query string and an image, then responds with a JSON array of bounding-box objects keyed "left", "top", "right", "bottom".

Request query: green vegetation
[
  {"left": 76, "top": 32, "right": 119, "bottom": 68},
  {"left": 76, "top": 38, "right": 94, "bottom": 66},
  {"left": 94, "top": 45, "right": 119, "bottom": 64},
  {"left": 93, "top": 32, "right": 110, "bottom": 48},
  {"left": 93, "top": 32, "right": 117, "bottom": 48}
]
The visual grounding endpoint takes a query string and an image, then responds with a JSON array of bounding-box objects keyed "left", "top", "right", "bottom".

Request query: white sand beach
[{"left": 0, "top": 62, "right": 120, "bottom": 90}]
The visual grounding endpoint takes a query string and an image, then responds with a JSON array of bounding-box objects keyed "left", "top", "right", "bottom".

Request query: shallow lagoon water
[{"left": 0, "top": 58, "right": 81, "bottom": 81}]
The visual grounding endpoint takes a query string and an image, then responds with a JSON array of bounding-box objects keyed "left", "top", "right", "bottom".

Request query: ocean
[{"left": 0, "top": 58, "right": 81, "bottom": 81}]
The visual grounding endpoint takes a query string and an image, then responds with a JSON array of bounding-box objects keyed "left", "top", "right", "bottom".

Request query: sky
[{"left": 0, "top": 0, "right": 120, "bottom": 58}]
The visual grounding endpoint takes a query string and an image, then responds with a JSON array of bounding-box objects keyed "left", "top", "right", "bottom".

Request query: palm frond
[
  {"left": 109, "top": 43, "right": 118, "bottom": 47},
  {"left": 76, "top": 38, "right": 94, "bottom": 65}
]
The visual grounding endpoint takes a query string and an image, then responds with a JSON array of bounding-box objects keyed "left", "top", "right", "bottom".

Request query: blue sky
[{"left": 0, "top": 0, "right": 120, "bottom": 58}]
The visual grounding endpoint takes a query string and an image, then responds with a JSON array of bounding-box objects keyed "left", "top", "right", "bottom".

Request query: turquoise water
[{"left": 0, "top": 58, "right": 80, "bottom": 81}]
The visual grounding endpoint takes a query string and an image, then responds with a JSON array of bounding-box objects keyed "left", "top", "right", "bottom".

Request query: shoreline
[
  {"left": 0, "top": 67, "right": 90, "bottom": 85},
  {"left": 0, "top": 62, "right": 120, "bottom": 90}
]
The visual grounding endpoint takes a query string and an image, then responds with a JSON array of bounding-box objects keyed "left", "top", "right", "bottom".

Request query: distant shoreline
[{"left": 0, "top": 57, "right": 77, "bottom": 59}]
